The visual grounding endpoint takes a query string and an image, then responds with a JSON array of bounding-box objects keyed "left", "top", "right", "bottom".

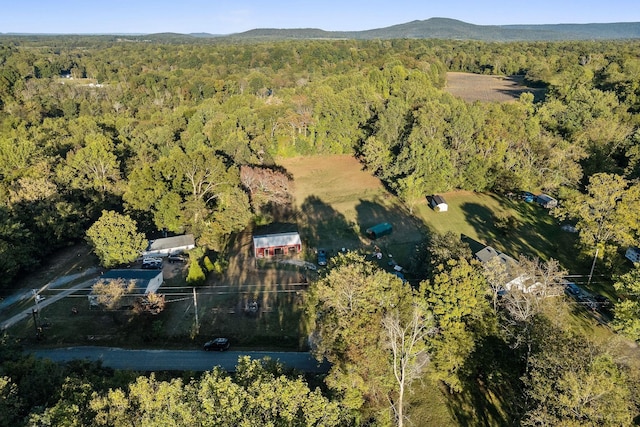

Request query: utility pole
[
  {"left": 193, "top": 287, "right": 199, "bottom": 332},
  {"left": 32, "top": 289, "right": 42, "bottom": 338},
  {"left": 32, "top": 308, "right": 40, "bottom": 335},
  {"left": 587, "top": 246, "right": 599, "bottom": 287}
]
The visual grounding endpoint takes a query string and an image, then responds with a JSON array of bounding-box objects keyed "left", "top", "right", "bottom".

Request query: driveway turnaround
[{"left": 29, "top": 347, "right": 330, "bottom": 373}]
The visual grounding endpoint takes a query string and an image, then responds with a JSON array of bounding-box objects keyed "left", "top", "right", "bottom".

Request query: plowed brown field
[{"left": 445, "top": 72, "right": 545, "bottom": 102}]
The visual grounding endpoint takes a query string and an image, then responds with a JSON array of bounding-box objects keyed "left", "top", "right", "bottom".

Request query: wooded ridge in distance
[
  {"left": 5, "top": 17, "right": 639, "bottom": 41},
  {"left": 228, "top": 18, "right": 640, "bottom": 41}
]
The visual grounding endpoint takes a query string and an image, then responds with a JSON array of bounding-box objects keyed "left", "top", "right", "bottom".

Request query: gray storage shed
[{"left": 536, "top": 194, "right": 558, "bottom": 209}]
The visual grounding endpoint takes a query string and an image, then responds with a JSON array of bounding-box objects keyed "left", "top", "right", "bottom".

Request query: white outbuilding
[{"left": 430, "top": 195, "right": 448, "bottom": 212}]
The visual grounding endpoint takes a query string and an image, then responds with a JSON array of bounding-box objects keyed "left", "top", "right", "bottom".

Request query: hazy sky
[{"left": 1, "top": 0, "right": 638, "bottom": 34}]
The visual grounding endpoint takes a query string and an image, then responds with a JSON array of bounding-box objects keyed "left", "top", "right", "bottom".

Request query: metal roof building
[
  {"left": 143, "top": 234, "right": 195, "bottom": 257},
  {"left": 253, "top": 232, "right": 302, "bottom": 258}
]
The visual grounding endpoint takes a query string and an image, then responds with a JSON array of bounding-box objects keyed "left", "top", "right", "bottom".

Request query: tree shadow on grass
[
  {"left": 299, "top": 195, "right": 360, "bottom": 252},
  {"left": 447, "top": 335, "right": 523, "bottom": 427},
  {"left": 487, "top": 194, "right": 582, "bottom": 272},
  {"left": 460, "top": 197, "right": 570, "bottom": 265},
  {"left": 355, "top": 198, "right": 426, "bottom": 260},
  {"left": 459, "top": 202, "right": 500, "bottom": 246}
]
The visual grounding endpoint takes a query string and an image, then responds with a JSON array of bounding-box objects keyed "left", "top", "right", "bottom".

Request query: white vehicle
[{"left": 142, "top": 257, "right": 163, "bottom": 269}]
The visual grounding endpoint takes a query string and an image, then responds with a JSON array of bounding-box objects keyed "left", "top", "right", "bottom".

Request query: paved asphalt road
[
  {"left": 1, "top": 268, "right": 99, "bottom": 331},
  {"left": 29, "top": 347, "right": 331, "bottom": 373}
]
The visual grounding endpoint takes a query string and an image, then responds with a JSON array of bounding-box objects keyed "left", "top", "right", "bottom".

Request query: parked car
[
  {"left": 203, "top": 337, "right": 230, "bottom": 351},
  {"left": 142, "top": 257, "right": 163, "bottom": 269},
  {"left": 594, "top": 295, "right": 611, "bottom": 308},
  {"left": 565, "top": 283, "right": 581, "bottom": 296},
  {"left": 168, "top": 254, "right": 187, "bottom": 263},
  {"left": 317, "top": 249, "right": 327, "bottom": 266}
]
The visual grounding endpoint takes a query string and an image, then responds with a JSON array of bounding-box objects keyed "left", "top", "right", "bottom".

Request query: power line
[{"left": 56, "top": 289, "right": 309, "bottom": 298}]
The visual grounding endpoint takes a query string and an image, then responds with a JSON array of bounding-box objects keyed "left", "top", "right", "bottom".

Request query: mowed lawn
[
  {"left": 279, "top": 156, "right": 581, "bottom": 272},
  {"left": 280, "top": 155, "right": 386, "bottom": 218},
  {"left": 279, "top": 155, "right": 425, "bottom": 263},
  {"left": 415, "top": 191, "right": 581, "bottom": 272}
]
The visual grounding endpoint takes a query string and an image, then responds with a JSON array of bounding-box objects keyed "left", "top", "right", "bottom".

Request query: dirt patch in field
[{"left": 445, "top": 72, "right": 546, "bottom": 103}]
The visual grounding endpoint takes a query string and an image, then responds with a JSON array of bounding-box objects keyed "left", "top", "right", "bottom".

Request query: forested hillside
[
  {"left": 2, "top": 36, "right": 640, "bottom": 425},
  {"left": 228, "top": 18, "right": 640, "bottom": 41},
  {"left": 1, "top": 37, "right": 639, "bottom": 286}
]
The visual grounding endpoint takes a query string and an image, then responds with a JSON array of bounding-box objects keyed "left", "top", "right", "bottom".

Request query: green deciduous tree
[
  {"left": 422, "top": 258, "right": 492, "bottom": 391},
  {"left": 612, "top": 264, "right": 640, "bottom": 341},
  {"left": 28, "top": 377, "right": 96, "bottom": 427},
  {"left": 91, "top": 278, "right": 136, "bottom": 310},
  {"left": 86, "top": 210, "right": 147, "bottom": 268},
  {"left": 523, "top": 324, "right": 633, "bottom": 426},
  {"left": 424, "top": 231, "right": 473, "bottom": 279},
  {"left": 554, "top": 173, "right": 640, "bottom": 285},
  {"left": 89, "top": 357, "right": 344, "bottom": 427},
  {"left": 58, "top": 133, "right": 121, "bottom": 195},
  {"left": 0, "top": 376, "right": 22, "bottom": 427},
  {"left": 309, "top": 252, "right": 429, "bottom": 424},
  {"left": 186, "top": 257, "right": 206, "bottom": 286}
]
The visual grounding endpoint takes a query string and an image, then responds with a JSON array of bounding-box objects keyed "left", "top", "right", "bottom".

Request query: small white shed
[{"left": 430, "top": 195, "right": 448, "bottom": 212}]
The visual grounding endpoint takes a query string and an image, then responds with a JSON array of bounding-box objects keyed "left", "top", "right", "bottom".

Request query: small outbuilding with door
[
  {"left": 253, "top": 232, "right": 302, "bottom": 258},
  {"left": 535, "top": 194, "right": 557, "bottom": 209},
  {"left": 429, "top": 195, "right": 448, "bottom": 212}
]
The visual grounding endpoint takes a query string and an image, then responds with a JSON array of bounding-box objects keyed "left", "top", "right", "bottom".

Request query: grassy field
[
  {"left": 281, "top": 156, "right": 582, "bottom": 272},
  {"left": 445, "top": 72, "right": 546, "bottom": 103},
  {"left": 7, "top": 157, "right": 588, "bottom": 351},
  {"left": 415, "top": 191, "right": 583, "bottom": 273},
  {"left": 279, "top": 155, "right": 425, "bottom": 263}
]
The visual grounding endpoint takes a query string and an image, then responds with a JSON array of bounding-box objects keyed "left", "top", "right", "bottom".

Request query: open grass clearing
[
  {"left": 445, "top": 72, "right": 546, "bottom": 103},
  {"left": 414, "top": 191, "right": 584, "bottom": 273},
  {"left": 279, "top": 155, "right": 425, "bottom": 266}
]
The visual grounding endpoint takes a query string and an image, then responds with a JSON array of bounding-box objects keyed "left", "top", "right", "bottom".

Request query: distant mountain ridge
[
  {"left": 219, "top": 17, "right": 640, "bottom": 41},
  {"left": 3, "top": 18, "right": 639, "bottom": 41}
]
